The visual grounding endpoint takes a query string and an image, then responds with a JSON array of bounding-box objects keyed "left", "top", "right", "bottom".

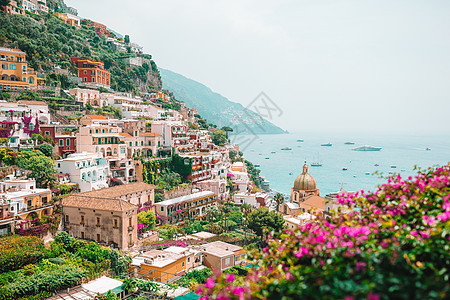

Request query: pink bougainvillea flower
[{"left": 205, "top": 277, "right": 215, "bottom": 289}]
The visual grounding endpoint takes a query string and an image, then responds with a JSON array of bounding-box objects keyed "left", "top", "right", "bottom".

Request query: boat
[
  {"left": 271, "top": 151, "right": 276, "bottom": 154},
  {"left": 345, "top": 142, "right": 355, "bottom": 145},
  {"left": 297, "top": 139, "right": 304, "bottom": 142},
  {"left": 289, "top": 172, "right": 293, "bottom": 175},
  {"left": 254, "top": 164, "right": 260, "bottom": 167},
  {"left": 311, "top": 163, "right": 322, "bottom": 167},
  {"left": 321, "top": 143, "right": 332, "bottom": 147},
  {"left": 426, "top": 148, "right": 431, "bottom": 151},
  {"left": 391, "top": 165, "right": 397, "bottom": 168},
  {"left": 374, "top": 164, "right": 379, "bottom": 167},
  {"left": 265, "top": 157, "right": 270, "bottom": 159},
  {"left": 365, "top": 172, "right": 370, "bottom": 175},
  {"left": 281, "top": 147, "right": 292, "bottom": 150},
  {"left": 352, "top": 145, "right": 382, "bottom": 151},
  {"left": 342, "top": 168, "right": 348, "bottom": 171}
]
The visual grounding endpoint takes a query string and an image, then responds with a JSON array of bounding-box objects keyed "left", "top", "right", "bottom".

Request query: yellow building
[
  {"left": 130, "top": 249, "right": 188, "bottom": 282},
  {"left": 0, "top": 47, "right": 37, "bottom": 92},
  {"left": 53, "top": 13, "right": 81, "bottom": 28}
]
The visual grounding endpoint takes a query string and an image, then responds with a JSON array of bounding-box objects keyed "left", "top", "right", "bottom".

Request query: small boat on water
[
  {"left": 321, "top": 143, "right": 332, "bottom": 147},
  {"left": 374, "top": 164, "right": 379, "bottom": 167},
  {"left": 365, "top": 172, "right": 370, "bottom": 175},
  {"left": 352, "top": 145, "right": 382, "bottom": 151},
  {"left": 426, "top": 148, "right": 431, "bottom": 151},
  {"left": 254, "top": 164, "right": 260, "bottom": 167},
  {"left": 289, "top": 172, "right": 293, "bottom": 175},
  {"left": 281, "top": 147, "right": 292, "bottom": 150},
  {"left": 297, "top": 139, "right": 304, "bottom": 142},
  {"left": 391, "top": 165, "right": 397, "bottom": 168},
  {"left": 345, "top": 142, "right": 355, "bottom": 145},
  {"left": 311, "top": 163, "right": 322, "bottom": 167},
  {"left": 265, "top": 157, "right": 270, "bottom": 159},
  {"left": 271, "top": 151, "right": 276, "bottom": 154},
  {"left": 342, "top": 168, "right": 348, "bottom": 171}
]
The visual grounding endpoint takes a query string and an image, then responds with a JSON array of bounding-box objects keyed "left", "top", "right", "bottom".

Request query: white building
[
  {"left": 56, "top": 152, "right": 110, "bottom": 192},
  {"left": 151, "top": 120, "right": 188, "bottom": 148},
  {"left": 69, "top": 88, "right": 101, "bottom": 107}
]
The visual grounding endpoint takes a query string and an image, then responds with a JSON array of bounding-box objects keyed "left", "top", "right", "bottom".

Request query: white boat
[
  {"left": 311, "top": 163, "right": 322, "bottom": 167},
  {"left": 345, "top": 142, "right": 355, "bottom": 145},
  {"left": 321, "top": 143, "right": 332, "bottom": 147},
  {"left": 352, "top": 145, "right": 382, "bottom": 151},
  {"left": 281, "top": 147, "right": 292, "bottom": 150}
]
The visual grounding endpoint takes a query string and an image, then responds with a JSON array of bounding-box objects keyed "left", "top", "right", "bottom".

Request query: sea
[{"left": 231, "top": 131, "right": 450, "bottom": 197}]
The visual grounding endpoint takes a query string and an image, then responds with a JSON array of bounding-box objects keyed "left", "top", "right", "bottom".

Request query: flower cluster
[{"left": 198, "top": 165, "right": 450, "bottom": 299}]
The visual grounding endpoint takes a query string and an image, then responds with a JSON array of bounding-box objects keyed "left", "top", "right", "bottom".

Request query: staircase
[{"left": 50, "top": 109, "right": 70, "bottom": 124}]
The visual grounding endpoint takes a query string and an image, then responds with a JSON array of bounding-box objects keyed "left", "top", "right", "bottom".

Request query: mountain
[{"left": 160, "top": 69, "right": 286, "bottom": 135}]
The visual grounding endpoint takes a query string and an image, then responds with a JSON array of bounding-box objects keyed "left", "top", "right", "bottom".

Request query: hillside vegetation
[{"left": 0, "top": 12, "right": 161, "bottom": 93}]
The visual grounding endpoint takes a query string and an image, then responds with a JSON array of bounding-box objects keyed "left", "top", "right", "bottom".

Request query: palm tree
[
  {"left": 274, "top": 193, "right": 285, "bottom": 213},
  {"left": 206, "top": 207, "right": 217, "bottom": 233},
  {"left": 240, "top": 203, "right": 252, "bottom": 242}
]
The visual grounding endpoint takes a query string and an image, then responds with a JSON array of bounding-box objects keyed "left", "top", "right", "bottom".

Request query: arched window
[{"left": 28, "top": 77, "right": 34, "bottom": 84}]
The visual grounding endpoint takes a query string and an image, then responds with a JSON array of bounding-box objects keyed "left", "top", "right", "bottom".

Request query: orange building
[
  {"left": 71, "top": 57, "right": 110, "bottom": 88},
  {"left": 86, "top": 21, "right": 111, "bottom": 37},
  {"left": 54, "top": 12, "right": 81, "bottom": 28},
  {"left": 4, "top": 1, "right": 25, "bottom": 15},
  {"left": 0, "top": 47, "right": 37, "bottom": 92}
]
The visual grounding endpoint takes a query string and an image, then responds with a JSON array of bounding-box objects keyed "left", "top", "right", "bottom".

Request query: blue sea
[{"left": 232, "top": 132, "right": 450, "bottom": 196}]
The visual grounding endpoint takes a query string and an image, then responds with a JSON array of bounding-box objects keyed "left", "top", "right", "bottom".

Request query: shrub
[
  {"left": 137, "top": 210, "right": 156, "bottom": 230},
  {"left": 198, "top": 165, "right": 450, "bottom": 299},
  {"left": 0, "top": 236, "right": 45, "bottom": 273}
]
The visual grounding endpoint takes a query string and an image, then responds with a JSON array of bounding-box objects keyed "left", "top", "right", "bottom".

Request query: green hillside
[{"left": 160, "top": 68, "right": 286, "bottom": 134}]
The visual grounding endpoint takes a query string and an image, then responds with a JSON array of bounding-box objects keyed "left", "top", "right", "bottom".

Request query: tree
[
  {"left": 16, "top": 150, "right": 57, "bottom": 187},
  {"left": 273, "top": 193, "right": 285, "bottom": 213},
  {"left": 124, "top": 35, "right": 130, "bottom": 44},
  {"left": 247, "top": 207, "right": 285, "bottom": 239},
  {"left": 37, "top": 143, "right": 53, "bottom": 157},
  {"left": 0, "top": 0, "right": 10, "bottom": 9},
  {"left": 137, "top": 210, "right": 156, "bottom": 230},
  {"left": 221, "top": 126, "right": 233, "bottom": 138},
  {"left": 240, "top": 203, "right": 253, "bottom": 242},
  {"left": 211, "top": 129, "right": 228, "bottom": 146}
]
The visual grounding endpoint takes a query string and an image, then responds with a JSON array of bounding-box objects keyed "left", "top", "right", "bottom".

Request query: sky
[{"left": 66, "top": 0, "right": 450, "bottom": 134}]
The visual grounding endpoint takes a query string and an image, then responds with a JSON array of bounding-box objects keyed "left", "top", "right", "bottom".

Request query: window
[
  {"left": 92, "top": 78, "right": 95, "bottom": 82},
  {"left": 135, "top": 142, "right": 138, "bottom": 146},
  {"left": 10, "top": 63, "right": 16, "bottom": 70},
  {"left": 28, "top": 77, "right": 34, "bottom": 84},
  {"left": 27, "top": 199, "right": 32, "bottom": 207},
  {"left": 97, "top": 234, "right": 100, "bottom": 241},
  {"left": 128, "top": 217, "right": 132, "bottom": 227},
  {"left": 42, "top": 196, "right": 48, "bottom": 204},
  {"left": 120, "top": 147, "right": 125, "bottom": 154},
  {"left": 65, "top": 215, "right": 69, "bottom": 223},
  {"left": 91, "top": 70, "right": 95, "bottom": 75},
  {"left": 57, "top": 163, "right": 61, "bottom": 168},
  {"left": 141, "top": 141, "right": 143, "bottom": 146},
  {"left": 81, "top": 232, "right": 85, "bottom": 239},
  {"left": 96, "top": 217, "right": 101, "bottom": 226},
  {"left": 114, "top": 219, "right": 118, "bottom": 228},
  {"left": 84, "top": 70, "right": 87, "bottom": 74},
  {"left": 45, "top": 131, "right": 50, "bottom": 136},
  {"left": 187, "top": 257, "right": 190, "bottom": 262},
  {"left": 2, "top": 63, "right": 7, "bottom": 70},
  {"left": 22, "top": 77, "right": 26, "bottom": 82},
  {"left": 129, "top": 142, "right": 132, "bottom": 147},
  {"left": 59, "top": 139, "right": 64, "bottom": 146},
  {"left": 225, "top": 258, "right": 230, "bottom": 265},
  {"left": 83, "top": 77, "right": 87, "bottom": 82},
  {"left": 182, "top": 262, "right": 185, "bottom": 267},
  {"left": 161, "top": 207, "right": 164, "bottom": 211},
  {"left": 81, "top": 215, "right": 85, "bottom": 224},
  {"left": 22, "top": 65, "right": 26, "bottom": 72},
  {"left": 66, "top": 138, "right": 70, "bottom": 146}
]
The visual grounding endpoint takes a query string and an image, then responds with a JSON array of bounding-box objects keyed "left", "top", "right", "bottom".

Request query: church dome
[{"left": 293, "top": 164, "right": 317, "bottom": 191}]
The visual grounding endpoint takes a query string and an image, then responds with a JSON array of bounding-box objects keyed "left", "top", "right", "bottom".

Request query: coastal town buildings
[
  {"left": 155, "top": 191, "right": 217, "bottom": 224},
  {"left": 78, "top": 182, "right": 155, "bottom": 206},
  {"left": 0, "top": 176, "right": 54, "bottom": 221},
  {"left": 55, "top": 152, "right": 109, "bottom": 192},
  {"left": 40, "top": 124, "right": 77, "bottom": 158},
  {"left": 198, "top": 241, "right": 246, "bottom": 272},
  {"left": 71, "top": 57, "right": 110, "bottom": 88},
  {"left": 0, "top": 47, "right": 37, "bottom": 92},
  {"left": 3, "top": 1, "right": 25, "bottom": 15},
  {"left": 61, "top": 194, "right": 138, "bottom": 249},
  {"left": 69, "top": 88, "right": 101, "bottom": 107},
  {"left": 54, "top": 12, "right": 81, "bottom": 28}
]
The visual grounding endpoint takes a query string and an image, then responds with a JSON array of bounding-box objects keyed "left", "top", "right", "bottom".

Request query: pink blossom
[
  {"left": 226, "top": 273, "right": 235, "bottom": 282},
  {"left": 286, "top": 272, "right": 293, "bottom": 280},
  {"left": 205, "top": 277, "right": 215, "bottom": 289}
]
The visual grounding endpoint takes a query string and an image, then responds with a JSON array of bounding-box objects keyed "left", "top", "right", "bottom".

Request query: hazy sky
[{"left": 66, "top": 0, "right": 450, "bottom": 134}]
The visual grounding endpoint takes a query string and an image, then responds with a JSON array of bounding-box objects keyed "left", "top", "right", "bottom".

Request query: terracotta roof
[
  {"left": 80, "top": 182, "right": 155, "bottom": 199},
  {"left": 62, "top": 195, "right": 137, "bottom": 212},
  {"left": 18, "top": 100, "right": 47, "bottom": 106},
  {"left": 85, "top": 115, "right": 107, "bottom": 120},
  {"left": 301, "top": 195, "right": 325, "bottom": 211},
  {"left": 119, "top": 133, "right": 132, "bottom": 137},
  {"left": 139, "top": 132, "right": 161, "bottom": 137}
]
